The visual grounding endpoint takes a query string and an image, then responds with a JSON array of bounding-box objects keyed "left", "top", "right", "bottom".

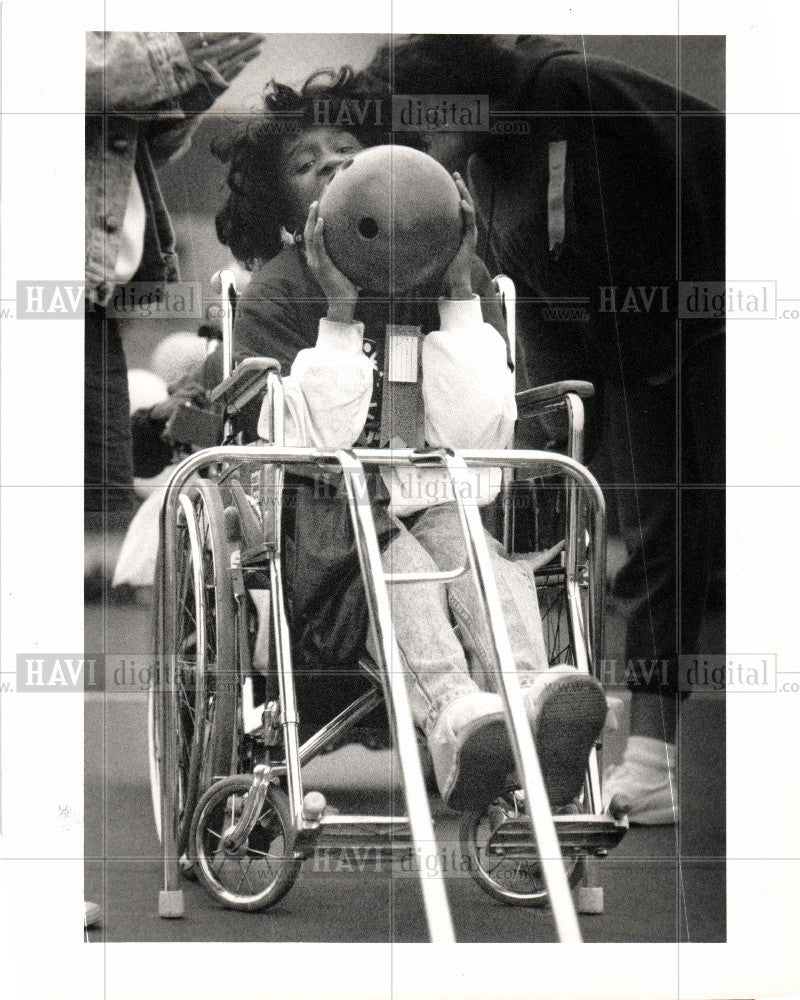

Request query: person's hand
[
  {"left": 304, "top": 201, "right": 359, "bottom": 324},
  {"left": 441, "top": 173, "right": 477, "bottom": 300},
  {"left": 179, "top": 33, "right": 264, "bottom": 87},
  {"left": 145, "top": 382, "right": 209, "bottom": 427},
  {"left": 147, "top": 394, "right": 183, "bottom": 426}
]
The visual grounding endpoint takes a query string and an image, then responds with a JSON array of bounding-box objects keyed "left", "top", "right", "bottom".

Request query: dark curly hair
[
  {"left": 362, "top": 35, "right": 531, "bottom": 174},
  {"left": 215, "top": 66, "right": 392, "bottom": 268},
  {"left": 364, "top": 35, "right": 521, "bottom": 100}
]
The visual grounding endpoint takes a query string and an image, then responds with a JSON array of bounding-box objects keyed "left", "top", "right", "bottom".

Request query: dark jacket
[{"left": 467, "top": 37, "right": 725, "bottom": 384}]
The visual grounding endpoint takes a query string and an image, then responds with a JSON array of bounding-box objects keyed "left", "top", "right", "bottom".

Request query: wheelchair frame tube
[
  {"left": 212, "top": 268, "right": 236, "bottom": 382},
  {"left": 564, "top": 393, "right": 604, "bottom": 814},
  {"left": 271, "top": 551, "right": 306, "bottom": 827}
]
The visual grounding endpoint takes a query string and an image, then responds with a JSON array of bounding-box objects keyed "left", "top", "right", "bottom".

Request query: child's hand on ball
[
  {"left": 304, "top": 201, "right": 359, "bottom": 323},
  {"left": 441, "top": 173, "right": 477, "bottom": 301}
]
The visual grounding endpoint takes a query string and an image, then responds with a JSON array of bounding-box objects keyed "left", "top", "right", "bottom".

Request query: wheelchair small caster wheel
[
  {"left": 576, "top": 886, "right": 604, "bottom": 914},
  {"left": 190, "top": 775, "right": 302, "bottom": 911},
  {"left": 460, "top": 791, "right": 584, "bottom": 908}
]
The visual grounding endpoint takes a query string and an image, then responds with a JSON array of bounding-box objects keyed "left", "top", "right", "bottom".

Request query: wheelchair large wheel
[
  {"left": 536, "top": 567, "right": 575, "bottom": 667},
  {"left": 460, "top": 790, "right": 584, "bottom": 907},
  {"left": 190, "top": 774, "right": 301, "bottom": 912},
  {"left": 514, "top": 473, "right": 598, "bottom": 672},
  {"left": 148, "top": 482, "right": 237, "bottom": 855}
]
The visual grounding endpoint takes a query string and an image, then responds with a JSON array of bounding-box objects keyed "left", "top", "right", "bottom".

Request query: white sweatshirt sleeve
[
  {"left": 257, "top": 317, "right": 374, "bottom": 449},
  {"left": 422, "top": 295, "right": 517, "bottom": 450}
]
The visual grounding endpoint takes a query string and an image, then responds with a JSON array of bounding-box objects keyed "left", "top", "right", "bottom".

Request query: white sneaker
[
  {"left": 427, "top": 691, "right": 511, "bottom": 811},
  {"left": 521, "top": 666, "right": 608, "bottom": 808},
  {"left": 428, "top": 668, "right": 607, "bottom": 812},
  {"left": 603, "top": 695, "right": 625, "bottom": 732},
  {"left": 603, "top": 736, "right": 678, "bottom": 824}
]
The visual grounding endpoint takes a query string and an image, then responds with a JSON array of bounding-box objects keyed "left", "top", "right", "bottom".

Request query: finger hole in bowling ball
[{"left": 357, "top": 216, "right": 379, "bottom": 240}]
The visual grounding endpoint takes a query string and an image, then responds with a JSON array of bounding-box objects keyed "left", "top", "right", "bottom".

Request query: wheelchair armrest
[
  {"left": 209, "top": 357, "right": 281, "bottom": 416},
  {"left": 515, "top": 380, "right": 595, "bottom": 418}
]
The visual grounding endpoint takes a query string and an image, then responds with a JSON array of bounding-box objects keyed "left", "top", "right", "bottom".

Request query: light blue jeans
[{"left": 372, "top": 502, "right": 550, "bottom": 735}]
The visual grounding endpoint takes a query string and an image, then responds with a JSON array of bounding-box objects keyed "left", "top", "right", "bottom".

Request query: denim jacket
[{"left": 85, "top": 32, "right": 226, "bottom": 306}]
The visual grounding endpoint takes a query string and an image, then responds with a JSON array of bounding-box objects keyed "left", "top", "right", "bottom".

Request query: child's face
[{"left": 282, "top": 127, "right": 364, "bottom": 227}]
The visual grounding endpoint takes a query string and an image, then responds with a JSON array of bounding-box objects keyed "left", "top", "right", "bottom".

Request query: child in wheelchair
[
  {"left": 144, "top": 67, "right": 608, "bottom": 814},
  {"left": 220, "top": 68, "right": 608, "bottom": 813}
]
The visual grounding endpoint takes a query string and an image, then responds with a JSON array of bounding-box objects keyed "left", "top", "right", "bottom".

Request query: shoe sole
[
  {"left": 626, "top": 808, "right": 678, "bottom": 825},
  {"left": 84, "top": 902, "right": 101, "bottom": 929},
  {"left": 443, "top": 714, "right": 515, "bottom": 812},
  {"left": 605, "top": 794, "right": 678, "bottom": 825},
  {"left": 534, "top": 676, "right": 607, "bottom": 807}
]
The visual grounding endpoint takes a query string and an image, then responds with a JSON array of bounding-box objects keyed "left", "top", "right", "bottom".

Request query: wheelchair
[{"left": 148, "top": 270, "right": 627, "bottom": 943}]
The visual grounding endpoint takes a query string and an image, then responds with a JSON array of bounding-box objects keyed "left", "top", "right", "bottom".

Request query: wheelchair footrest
[
  {"left": 295, "top": 814, "right": 413, "bottom": 860},
  {"left": 489, "top": 813, "right": 628, "bottom": 856}
]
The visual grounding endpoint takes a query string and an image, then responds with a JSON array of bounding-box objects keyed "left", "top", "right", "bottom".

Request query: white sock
[{"left": 624, "top": 735, "right": 675, "bottom": 773}]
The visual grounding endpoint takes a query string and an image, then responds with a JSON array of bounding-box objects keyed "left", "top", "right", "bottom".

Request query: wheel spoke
[
  {"left": 241, "top": 859, "right": 256, "bottom": 894},
  {"left": 158, "top": 487, "right": 240, "bottom": 868},
  {"left": 234, "top": 865, "right": 249, "bottom": 894},
  {"left": 483, "top": 857, "right": 505, "bottom": 877},
  {"left": 244, "top": 846, "right": 276, "bottom": 862}
]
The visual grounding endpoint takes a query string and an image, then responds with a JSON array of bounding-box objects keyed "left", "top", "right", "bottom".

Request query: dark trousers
[
  {"left": 518, "top": 327, "right": 725, "bottom": 694},
  {"left": 85, "top": 306, "right": 138, "bottom": 530},
  {"left": 605, "top": 336, "right": 725, "bottom": 690}
]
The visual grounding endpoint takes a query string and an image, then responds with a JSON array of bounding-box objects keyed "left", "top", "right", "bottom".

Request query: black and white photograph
[{"left": 1, "top": 2, "right": 799, "bottom": 999}]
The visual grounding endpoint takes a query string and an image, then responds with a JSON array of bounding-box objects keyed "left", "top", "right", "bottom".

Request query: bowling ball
[{"left": 317, "top": 145, "right": 463, "bottom": 294}]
